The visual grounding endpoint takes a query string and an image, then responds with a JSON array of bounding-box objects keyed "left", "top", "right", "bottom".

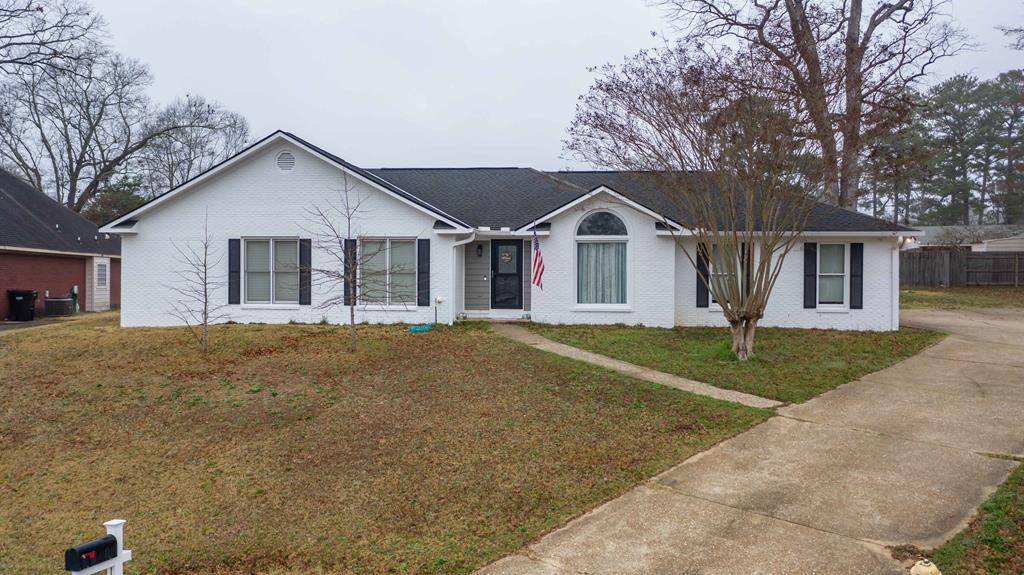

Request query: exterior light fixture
[{"left": 476, "top": 244, "right": 483, "bottom": 257}]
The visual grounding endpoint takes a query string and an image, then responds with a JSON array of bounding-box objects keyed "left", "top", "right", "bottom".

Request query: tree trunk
[
  {"left": 348, "top": 304, "right": 357, "bottom": 353},
  {"left": 729, "top": 317, "right": 759, "bottom": 361}
]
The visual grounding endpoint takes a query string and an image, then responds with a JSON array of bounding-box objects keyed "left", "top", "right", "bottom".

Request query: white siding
[
  {"left": 85, "top": 256, "right": 111, "bottom": 312},
  {"left": 674, "top": 236, "right": 900, "bottom": 331},
  {"left": 980, "top": 234, "right": 1024, "bottom": 251},
  {"left": 119, "top": 144, "right": 455, "bottom": 327}
]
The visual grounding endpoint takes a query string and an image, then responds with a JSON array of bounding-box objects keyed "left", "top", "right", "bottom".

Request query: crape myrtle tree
[
  {"left": 306, "top": 172, "right": 418, "bottom": 353},
  {"left": 566, "top": 47, "right": 821, "bottom": 360},
  {"left": 658, "top": 0, "right": 967, "bottom": 208}
]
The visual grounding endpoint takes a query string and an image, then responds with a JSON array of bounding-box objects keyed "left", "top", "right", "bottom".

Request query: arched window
[{"left": 576, "top": 211, "right": 628, "bottom": 305}]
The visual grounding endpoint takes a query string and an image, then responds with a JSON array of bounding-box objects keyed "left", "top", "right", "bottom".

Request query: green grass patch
[
  {"left": 526, "top": 323, "right": 943, "bottom": 404},
  {"left": 901, "top": 287, "right": 1024, "bottom": 310},
  {"left": 932, "top": 463, "right": 1024, "bottom": 575},
  {"left": 0, "top": 313, "right": 767, "bottom": 575}
]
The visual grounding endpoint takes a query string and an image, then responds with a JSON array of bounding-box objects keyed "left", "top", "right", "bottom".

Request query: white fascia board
[
  {"left": 513, "top": 185, "right": 684, "bottom": 233},
  {"left": 802, "top": 230, "right": 923, "bottom": 237},
  {"left": 99, "top": 132, "right": 469, "bottom": 233},
  {"left": 0, "top": 245, "right": 121, "bottom": 258}
]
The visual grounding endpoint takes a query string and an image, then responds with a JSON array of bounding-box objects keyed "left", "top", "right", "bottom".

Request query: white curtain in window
[
  {"left": 274, "top": 240, "right": 299, "bottom": 302},
  {"left": 246, "top": 240, "right": 271, "bottom": 302},
  {"left": 577, "top": 242, "right": 626, "bottom": 304},
  {"left": 389, "top": 240, "right": 416, "bottom": 305}
]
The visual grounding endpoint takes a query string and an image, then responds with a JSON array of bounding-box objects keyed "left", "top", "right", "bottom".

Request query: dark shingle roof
[
  {"left": 368, "top": 168, "right": 585, "bottom": 229},
  {"left": 365, "top": 167, "right": 916, "bottom": 233},
  {"left": 0, "top": 168, "right": 120, "bottom": 255},
  {"left": 549, "top": 171, "right": 917, "bottom": 233}
]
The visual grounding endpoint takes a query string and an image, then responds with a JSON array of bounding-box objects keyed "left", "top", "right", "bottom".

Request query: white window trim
[
  {"left": 358, "top": 237, "right": 418, "bottom": 307},
  {"left": 95, "top": 262, "right": 108, "bottom": 288},
  {"left": 817, "top": 242, "right": 849, "bottom": 309},
  {"left": 573, "top": 210, "right": 630, "bottom": 309},
  {"left": 242, "top": 237, "right": 300, "bottom": 305},
  {"left": 707, "top": 244, "right": 744, "bottom": 311}
]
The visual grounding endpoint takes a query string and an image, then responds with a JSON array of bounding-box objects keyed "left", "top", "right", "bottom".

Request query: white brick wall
[
  {"left": 119, "top": 143, "right": 456, "bottom": 327},
  {"left": 674, "top": 236, "right": 900, "bottom": 331},
  {"left": 529, "top": 195, "right": 677, "bottom": 328},
  {"left": 115, "top": 136, "right": 901, "bottom": 332}
]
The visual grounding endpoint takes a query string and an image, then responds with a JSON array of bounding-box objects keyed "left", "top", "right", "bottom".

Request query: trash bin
[{"left": 6, "top": 289, "right": 38, "bottom": 321}]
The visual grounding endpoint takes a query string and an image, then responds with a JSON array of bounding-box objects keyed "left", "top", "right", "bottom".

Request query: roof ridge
[{"left": 371, "top": 167, "right": 527, "bottom": 171}]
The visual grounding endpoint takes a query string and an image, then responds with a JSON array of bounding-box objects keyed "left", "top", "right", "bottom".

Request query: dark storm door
[{"left": 491, "top": 240, "right": 523, "bottom": 309}]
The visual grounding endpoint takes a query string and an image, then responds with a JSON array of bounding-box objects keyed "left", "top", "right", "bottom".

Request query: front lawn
[
  {"left": 0, "top": 314, "right": 767, "bottom": 575},
  {"left": 932, "top": 463, "right": 1024, "bottom": 575},
  {"left": 901, "top": 286, "right": 1024, "bottom": 308},
  {"left": 526, "top": 323, "right": 943, "bottom": 404},
  {"left": 901, "top": 287, "right": 1024, "bottom": 310}
]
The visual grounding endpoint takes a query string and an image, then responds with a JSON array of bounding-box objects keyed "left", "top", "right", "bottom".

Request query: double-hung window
[
  {"left": 576, "top": 211, "right": 628, "bottom": 305},
  {"left": 359, "top": 239, "right": 416, "bottom": 305},
  {"left": 817, "top": 243, "right": 847, "bottom": 307},
  {"left": 96, "top": 262, "right": 108, "bottom": 288},
  {"left": 708, "top": 245, "right": 737, "bottom": 306},
  {"left": 245, "top": 239, "right": 299, "bottom": 304}
]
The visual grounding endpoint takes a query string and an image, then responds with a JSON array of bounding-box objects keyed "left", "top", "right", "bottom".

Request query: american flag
[{"left": 532, "top": 223, "right": 545, "bottom": 290}]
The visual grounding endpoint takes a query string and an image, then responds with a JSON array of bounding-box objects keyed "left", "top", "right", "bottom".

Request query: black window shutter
[
  {"left": 344, "top": 239, "right": 357, "bottom": 306},
  {"left": 299, "top": 239, "right": 311, "bottom": 305},
  {"left": 803, "top": 242, "right": 817, "bottom": 309},
  {"left": 850, "top": 242, "right": 864, "bottom": 309},
  {"left": 696, "top": 246, "right": 709, "bottom": 308},
  {"left": 741, "top": 242, "right": 753, "bottom": 299},
  {"left": 228, "top": 239, "right": 240, "bottom": 304},
  {"left": 417, "top": 239, "right": 430, "bottom": 307}
]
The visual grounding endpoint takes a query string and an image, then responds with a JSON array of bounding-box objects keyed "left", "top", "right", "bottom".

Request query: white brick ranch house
[{"left": 100, "top": 131, "right": 918, "bottom": 331}]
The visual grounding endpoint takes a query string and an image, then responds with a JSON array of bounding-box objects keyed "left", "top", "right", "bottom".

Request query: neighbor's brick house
[{"left": 0, "top": 168, "right": 120, "bottom": 319}]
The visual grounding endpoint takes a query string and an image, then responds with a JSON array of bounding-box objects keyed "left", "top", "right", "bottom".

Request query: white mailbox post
[{"left": 67, "top": 519, "right": 132, "bottom": 575}]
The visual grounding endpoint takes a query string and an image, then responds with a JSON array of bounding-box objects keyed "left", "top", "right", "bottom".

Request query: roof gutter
[{"left": 0, "top": 245, "right": 121, "bottom": 258}]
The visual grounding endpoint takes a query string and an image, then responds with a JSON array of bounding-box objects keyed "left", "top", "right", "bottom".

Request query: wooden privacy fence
[{"left": 901, "top": 250, "right": 1024, "bottom": 287}]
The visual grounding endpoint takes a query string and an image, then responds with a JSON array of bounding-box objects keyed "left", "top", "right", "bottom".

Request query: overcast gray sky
[{"left": 91, "top": 0, "right": 1022, "bottom": 170}]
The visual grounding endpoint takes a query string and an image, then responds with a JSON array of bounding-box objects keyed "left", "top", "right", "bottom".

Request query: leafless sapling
[
  {"left": 167, "top": 211, "right": 228, "bottom": 353},
  {"left": 306, "top": 172, "right": 417, "bottom": 352}
]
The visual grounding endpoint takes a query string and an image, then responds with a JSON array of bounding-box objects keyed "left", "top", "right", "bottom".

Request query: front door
[{"left": 491, "top": 240, "right": 523, "bottom": 309}]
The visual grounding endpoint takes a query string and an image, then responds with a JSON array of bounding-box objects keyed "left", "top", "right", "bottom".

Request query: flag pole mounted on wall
[{"left": 532, "top": 221, "right": 545, "bottom": 291}]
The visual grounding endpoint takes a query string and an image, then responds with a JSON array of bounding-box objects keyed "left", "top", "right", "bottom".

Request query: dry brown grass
[
  {"left": 0, "top": 314, "right": 767, "bottom": 574},
  {"left": 901, "top": 287, "right": 1024, "bottom": 310}
]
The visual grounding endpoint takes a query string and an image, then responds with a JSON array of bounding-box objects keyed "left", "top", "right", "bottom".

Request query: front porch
[{"left": 455, "top": 237, "right": 534, "bottom": 321}]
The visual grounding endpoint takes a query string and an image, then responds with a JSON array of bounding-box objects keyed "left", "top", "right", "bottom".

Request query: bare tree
[
  {"left": 567, "top": 47, "right": 820, "bottom": 359},
  {"left": 133, "top": 96, "right": 250, "bottom": 198},
  {"left": 0, "top": 50, "right": 244, "bottom": 210},
  {"left": 658, "top": 0, "right": 967, "bottom": 208},
  {"left": 167, "top": 211, "right": 228, "bottom": 353},
  {"left": 0, "top": 0, "right": 101, "bottom": 75},
  {"left": 306, "top": 173, "right": 418, "bottom": 352}
]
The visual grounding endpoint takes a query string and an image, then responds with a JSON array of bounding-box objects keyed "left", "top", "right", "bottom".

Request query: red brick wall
[{"left": 0, "top": 251, "right": 87, "bottom": 319}]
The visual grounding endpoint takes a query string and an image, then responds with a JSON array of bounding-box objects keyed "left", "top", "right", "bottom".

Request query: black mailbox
[{"left": 64, "top": 534, "right": 117, "bottom": 571}]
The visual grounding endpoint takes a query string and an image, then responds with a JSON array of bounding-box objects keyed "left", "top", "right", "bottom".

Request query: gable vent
[{"left": 276, "top": 151, "right": 296, "bottom": 172}]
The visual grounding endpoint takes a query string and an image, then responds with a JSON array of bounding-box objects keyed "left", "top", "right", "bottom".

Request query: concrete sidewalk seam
[
  {"left": 649, "top": 478, "right": 895, "bottom": 550},
  {"left": 776, "top": 413, "right": 1018, "bottom": 459}
]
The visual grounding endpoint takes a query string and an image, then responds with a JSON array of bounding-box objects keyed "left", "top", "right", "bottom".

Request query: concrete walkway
[
  {"left": 480, "top": 310, "right": 1024, "bottom": 575},
  {"left": 491, "top": 323, "right": 782, "bottom": 409}
]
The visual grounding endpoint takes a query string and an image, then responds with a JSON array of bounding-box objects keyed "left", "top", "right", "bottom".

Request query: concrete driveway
[{"left": 478, "top": 309, "right": 1024, "bottom": 575}]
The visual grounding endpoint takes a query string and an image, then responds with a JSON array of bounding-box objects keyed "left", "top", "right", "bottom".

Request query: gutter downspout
[{"left": 451, "top": 230, "right": 477, "bottom": 324}]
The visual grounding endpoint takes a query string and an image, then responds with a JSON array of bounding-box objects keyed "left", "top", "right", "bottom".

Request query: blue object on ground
[{"left": 408, "top": 323, "right": 434, "bottom": 333}]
